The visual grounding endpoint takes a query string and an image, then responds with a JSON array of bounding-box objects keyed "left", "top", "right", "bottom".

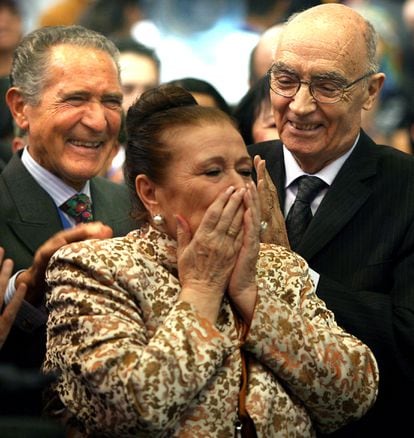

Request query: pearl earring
[{"left": 152, "top": 214, "right": 164, "bottom": 226}]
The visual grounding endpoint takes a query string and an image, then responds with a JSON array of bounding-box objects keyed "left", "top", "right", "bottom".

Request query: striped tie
[{"left": 286, "top": 176, "right": 326, "bottom": 251}]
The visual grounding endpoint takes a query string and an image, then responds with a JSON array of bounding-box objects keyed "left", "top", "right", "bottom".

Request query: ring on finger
[
  {"left": 226, "top": 229, "right": 238, "bottom": 237},
  {"left": 260, "top": 221, "right": 268, "bottom": 232}
]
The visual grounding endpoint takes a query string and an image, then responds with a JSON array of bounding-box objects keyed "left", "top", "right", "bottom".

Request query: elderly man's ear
[
  {"left": 362, "top": 73, "right": 386, "bottom": 111},
  {"left": 6, "top": 87, "right": 30, "bottom": 130}
]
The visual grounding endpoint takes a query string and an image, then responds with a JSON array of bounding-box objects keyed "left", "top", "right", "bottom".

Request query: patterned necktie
[
  {"left": 60, "top": 193, "right": 94, "bottom": 224},
  {"left": 286, "top": 176, "right": 327, "bottom": 251}
]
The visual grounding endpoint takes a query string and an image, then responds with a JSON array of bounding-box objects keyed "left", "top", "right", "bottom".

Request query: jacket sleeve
[
  {"left": 44, "top": 239, "right": 237, "bottom": 436},
  {"left": 243, "top": 244, "right": 379, "bottom": 434}
]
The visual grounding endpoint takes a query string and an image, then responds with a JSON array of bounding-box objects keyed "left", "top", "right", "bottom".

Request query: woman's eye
[
  {"left": 239, "top": 169, "right": 253, "bottom": 177},
  {"left": 205, "top": 169, "right": 221, "bottom": 176}
]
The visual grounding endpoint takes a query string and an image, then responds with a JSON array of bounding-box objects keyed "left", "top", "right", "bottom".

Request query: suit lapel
[
  {"left": 2, "top": 154, "right": 63, "bottom": 255},
  {"left": 261, "top": 142, "right": 286, "bottom": 208},
  {"left": 90, "top": 178, "right": 133, "bottom": 235},
  {"left": 297, "top": 131, "right": 378, "bottom": 259}
]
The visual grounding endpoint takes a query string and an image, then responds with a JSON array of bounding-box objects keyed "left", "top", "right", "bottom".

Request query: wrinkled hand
[
  {"left": 176, "top": 186, "right": 246, "bottom": 324},
  {"left": 16, "top": 222, "right": 113, "bottom": 306},
  {"left": 254, "top": 155, "right": 290, "bottom": 248},
  {"left": 227, "top": 182, "right": 260, "bottom": 324},
  {"left": 0, "top": 247, "right": 26, "bottom": 349}
]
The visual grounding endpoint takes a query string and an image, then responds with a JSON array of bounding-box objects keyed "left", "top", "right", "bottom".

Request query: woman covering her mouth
[{"left": 43, "top": 84, "right": 378, "bottom": 437}]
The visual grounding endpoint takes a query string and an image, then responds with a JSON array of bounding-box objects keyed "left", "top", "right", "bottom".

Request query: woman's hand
[
  {"left": 254, "top": 155, "right": 290, "bottom": 248},
  {"left": 227, "top": 182, "right": 260, "bottom": 325},
  {"left": 176, "top": 186, "right": 246, "bottom": 324}
]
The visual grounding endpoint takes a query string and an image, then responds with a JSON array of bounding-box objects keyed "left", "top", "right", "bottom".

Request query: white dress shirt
[{"left": 282, "top": 135, "right": 359, "bottom": 286}]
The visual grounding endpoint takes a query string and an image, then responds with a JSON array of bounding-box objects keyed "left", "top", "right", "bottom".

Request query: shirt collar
[
  {"left": 21, "top": 146, "right": 91, "bottom": 207},
  {"left": 284, "top": 133, "right": 359, "bottom": 189}
]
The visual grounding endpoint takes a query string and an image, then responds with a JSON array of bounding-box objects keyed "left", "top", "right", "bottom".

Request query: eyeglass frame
[{"left": 267, "top": 67, "right": 375, "bottom": 104}]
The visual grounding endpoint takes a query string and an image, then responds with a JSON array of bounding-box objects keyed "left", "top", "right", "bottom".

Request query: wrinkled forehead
[{"left": 275, "top": 9, "right": 369, "bottom": 76}]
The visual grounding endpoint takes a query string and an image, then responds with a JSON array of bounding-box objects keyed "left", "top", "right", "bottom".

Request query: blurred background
[
  {"left": 14, "top": 0, "right": 337, "bottom": 104},
  {"left": 2, "top": 0, "right": 414, "bottom": 159}
]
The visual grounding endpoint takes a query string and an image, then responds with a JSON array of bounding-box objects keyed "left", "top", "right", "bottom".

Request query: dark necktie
[
  {"left": 60, "top": 193, "right": 94, "bottom": 224},
  {"left": 286, "top": 176, "right": 327, "bottom": 251}
]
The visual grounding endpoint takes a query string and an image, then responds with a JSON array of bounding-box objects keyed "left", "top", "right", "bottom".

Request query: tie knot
[
  {"left": 295, "top": 176, "right": 327, "bottom": 203},
  {"left": 60, "top": 193, "right": 93, "bottom": 224}
]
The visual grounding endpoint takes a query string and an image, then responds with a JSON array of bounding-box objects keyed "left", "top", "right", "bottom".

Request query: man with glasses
[{"left": 249, "top": 3, "right": 414, "bottom": 437}]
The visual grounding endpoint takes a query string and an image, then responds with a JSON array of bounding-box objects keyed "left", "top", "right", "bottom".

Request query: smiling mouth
[
  {"left": 290, "top": 122, "right": 321, "bottom": 131},
  {"left": 69, "top": 139, "right": 104, "bottom": 148}
]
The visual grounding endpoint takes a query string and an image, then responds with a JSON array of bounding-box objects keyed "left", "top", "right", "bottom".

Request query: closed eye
[
  {"left": 239, "top": 168, "right": 252, "bottom": 177},
  {"left": 275, "top": 75, "right": 298, "bottom": 87},
  {"left": 205, "top": 169, "right": 221, "bottom": 177},
  {"left": 102, "top": 97, "right": 122, "bottom": 109},
  {"left": 65, "top": 95, "right": 86, "bottom": 106}
]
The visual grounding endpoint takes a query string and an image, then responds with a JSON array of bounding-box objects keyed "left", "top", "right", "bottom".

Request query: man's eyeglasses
[{"left": 267, "top": 69, "right": 374, "bottom": 104}]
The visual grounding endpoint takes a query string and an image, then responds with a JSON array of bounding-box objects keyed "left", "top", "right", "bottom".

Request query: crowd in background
[
  {"left": 1, "top": 0, "right": 414, "bottom": 436},
  {"left": 2, "top": 0, "right": 414, "bottom": 164}
]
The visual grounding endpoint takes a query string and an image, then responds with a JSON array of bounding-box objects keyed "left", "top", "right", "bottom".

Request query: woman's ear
[
  {"left": 135, "top": 174, "right": 159, "bottom": 215},
  {"left": 6, "top": 87, "right": 30, "bottom": 130},
  {"left": 362, "top": 72, "right": 386, "bottom": 111}
]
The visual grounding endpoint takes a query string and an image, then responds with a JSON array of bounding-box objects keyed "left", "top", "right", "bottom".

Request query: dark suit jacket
[
  {"left": 0, "top": 153, "right": 136, "bottom": 414},
  {"left": 248, "top": 130, "right": 414, "bottom": 436}
]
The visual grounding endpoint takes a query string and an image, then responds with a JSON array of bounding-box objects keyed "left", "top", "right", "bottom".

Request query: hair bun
[{"left": 126, "top": 84, "right": 197, "bottom": 129}]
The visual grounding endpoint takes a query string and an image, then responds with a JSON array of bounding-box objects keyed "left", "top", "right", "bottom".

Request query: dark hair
[
  {"left": 78, "top": 0, "right": 143, "bottom": 38},
  {"left": 0, "top": 0, "right": 20, "bottom": 15},
  {"left": 248, "top": 45, "right": 258, "bottom": 86},
  {"left": 124, "top": 84, "right": 236, "bottom": 223},
  {"left": 245, "top": 0, "right": 282, "bottom": 16},
  {"left": 167, "top": 77, "right": 232, "bottom": 115},
  {"left": 233, "top": 74, "right": 271, "bottom": 145},
  {"left": 111, "top": 36, "right": 161, "bottom": 72}
]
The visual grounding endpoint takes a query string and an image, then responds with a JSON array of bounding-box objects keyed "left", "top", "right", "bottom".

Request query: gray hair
[
  {"left": 10, "top": 25, "right": 121, "bottom": 105},
  {"left": 364, "top": 19, "right": 380, "bottom": 74}
]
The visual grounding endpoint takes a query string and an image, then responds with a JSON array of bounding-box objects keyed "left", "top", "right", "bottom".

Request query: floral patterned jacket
[{"left": 44, "top": 224, "right": 378, "bottom": 437}]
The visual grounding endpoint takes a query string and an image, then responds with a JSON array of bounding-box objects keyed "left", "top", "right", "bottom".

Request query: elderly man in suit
[
  {"left": 249, "top": 3, "right": 414, "bottom": 437},
  {"left": 0, "top": 25, "right": 135, "bottom": 415}
]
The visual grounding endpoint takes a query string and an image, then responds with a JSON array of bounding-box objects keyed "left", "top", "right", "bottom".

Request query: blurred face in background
[
  {"left": 191, "top": 92, "right": 217, "bottom": 108},
  {"left": 0, "top": 3, "right": 22, "bottom": 74},
  {"left": 120, "top": 52, "right": 159, "bottom": 112},
  {"left": 0, "top": 4, "right": 22, "bottom": 50},
  {"left": 252, "top": 99, "right": 279, "bottom": 143}
]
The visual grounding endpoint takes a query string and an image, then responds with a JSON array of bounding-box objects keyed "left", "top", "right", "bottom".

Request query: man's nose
[
  {"left": 81, "top": 102, "right": 108, "bottom": 132},
  {"left": 289, "top": 82, "right": 317, "bottom": 115}
]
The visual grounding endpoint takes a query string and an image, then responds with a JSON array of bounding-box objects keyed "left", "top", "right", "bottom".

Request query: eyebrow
[
  {"left": 271, "top": 62, "right": 347, "bottom": 84},
  {"left": 200, "top": 155, "right": 252, "bottom": 166}
]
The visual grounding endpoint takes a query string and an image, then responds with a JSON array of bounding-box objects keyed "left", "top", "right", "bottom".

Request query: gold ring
[
  {"left": 260, "top": 221, "right": 268, "bottom": 232},
  {"left": 226, "top": 229, "right": 237, "bottom": 237}
]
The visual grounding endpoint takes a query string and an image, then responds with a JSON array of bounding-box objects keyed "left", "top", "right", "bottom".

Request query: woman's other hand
[
  {"left": 255, "top": 155, "right": 290, "bottom": 248},
  {"left": 227, "top": 182, "right": 260, "bottom": 325}
]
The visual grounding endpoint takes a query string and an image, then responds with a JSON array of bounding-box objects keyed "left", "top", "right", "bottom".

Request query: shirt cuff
[
  {"left": 4, "top": 270, "right": 25, "bottom": 305},
  {"left": 4, "top": 270, "right": 47, "bottom": 331},
  {"left": 308, "top": 268, "right": 320, "bottom": 288}
]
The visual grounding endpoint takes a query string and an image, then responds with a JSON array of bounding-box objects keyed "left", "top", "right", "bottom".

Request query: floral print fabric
[{"left": 44, "top": 224, "right": 378, "bottom": 437}]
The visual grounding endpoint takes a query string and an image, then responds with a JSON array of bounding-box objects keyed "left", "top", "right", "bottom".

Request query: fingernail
[{"left": 225, "top": 186, "right": 235, "bottom": 195}]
